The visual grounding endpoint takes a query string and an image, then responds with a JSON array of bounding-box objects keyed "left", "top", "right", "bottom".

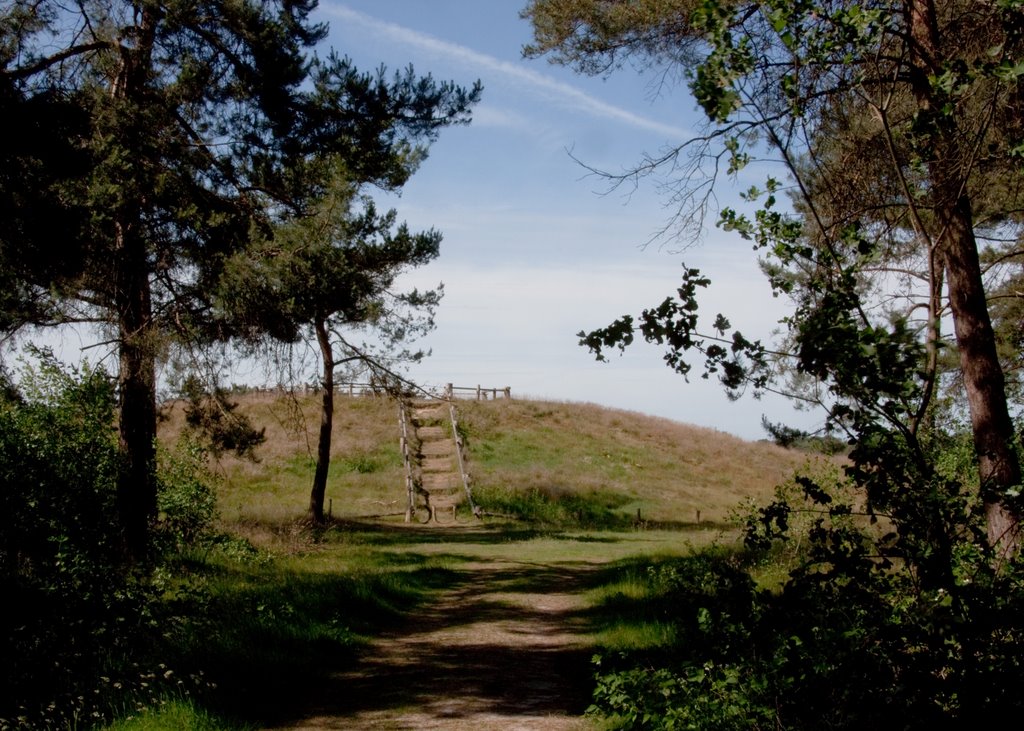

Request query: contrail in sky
[{"left": 322, "top": 3, "right": 691, "bottom": 141}]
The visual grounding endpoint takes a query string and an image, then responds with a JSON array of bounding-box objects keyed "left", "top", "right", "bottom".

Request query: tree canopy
[
  {"left": 0, "top": 0, "right": 480, "bottom": 554},
  {"left": 525, "top": 0, "right": 1024, "bottom": 556},
  {"left": 216, "top": 156, "right": 445, "bottom": 521}
]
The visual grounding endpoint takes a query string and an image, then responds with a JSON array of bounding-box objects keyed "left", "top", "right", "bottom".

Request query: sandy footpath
[{"left": 265, "top": 558, "right": 599, "bottom": 730}]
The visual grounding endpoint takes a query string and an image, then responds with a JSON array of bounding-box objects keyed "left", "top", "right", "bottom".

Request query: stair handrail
[
  {"left": 447, "top": 398, "right": 479, "bottom": 518},
  {"left": 398, "top": 399, "right": 417, "bottom": 522}
]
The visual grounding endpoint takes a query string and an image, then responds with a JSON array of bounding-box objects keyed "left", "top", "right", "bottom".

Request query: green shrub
[
  {"left": 0, "top": 352, "right": 212, "bottom": 729},
  {"left": 341, "top": 453, "right": 382, "bottom": 474},
  {"left": 155, "top": 440, "right": 219, "bottom": 554},
  {"left": 0, "top": 352, "right": 153, "bottom": 727},
  {"left": 589, "top": 553, "right": 778, "bottom": 729},
  {"left": 474, "top": 484, "right": 633, "bottom": 528},
  {"left": 592, "top": 659, "right": 775, "bottom": 731},
  {"left": 589, "top": 471, "right": 1024, "bottom": 730}
]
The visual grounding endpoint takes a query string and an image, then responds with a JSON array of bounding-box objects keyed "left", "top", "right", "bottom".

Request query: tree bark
[
  {"left": 906, "top": 0, "right": 1021, "bottom": 557},
  {"left": 942, "top": 199, "right": 1022, "bottom": 556},
  {"left": 309, "top": 317, "right": 334, "bottom": 522},
  {"left": 115, "top": 221, "right": 157, "bottom": 558},
  {"left": 112, "top": 6, "right": 160, "bottom": 559}
]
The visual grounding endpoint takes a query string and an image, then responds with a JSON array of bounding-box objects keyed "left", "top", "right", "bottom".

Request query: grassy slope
[
  {"left": 162, "top": 392, "right": 819, "bottom": 530},
  {"left": 115, "top": 395, "right": 829, "bottom": 729}
]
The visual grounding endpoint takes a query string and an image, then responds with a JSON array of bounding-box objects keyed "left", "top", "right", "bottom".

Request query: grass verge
[
  {"left": 98, "top": 521, "right": 727, "bottom": 729},
  {"left": 139, "top": 531, "right": 462, "bottom": 728}
]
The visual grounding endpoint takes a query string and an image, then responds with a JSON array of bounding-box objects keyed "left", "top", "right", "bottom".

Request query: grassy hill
[
  {"left": 161, "top": 392, "right": 823, "bottom": 534},
  {"left": 94, "top": 392, "right": 839, "bottom": 730}
]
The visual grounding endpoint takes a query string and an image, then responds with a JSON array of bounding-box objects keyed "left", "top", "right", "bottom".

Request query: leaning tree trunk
[
  {"left": 309, "top": 317, "right": 334, "bottom": 522},
  {"left": 907, "top": 0, "right": 1021, "bottom": 557},
  {"left": 941, "top": 199, "right": 1021, "bottom": 556}
]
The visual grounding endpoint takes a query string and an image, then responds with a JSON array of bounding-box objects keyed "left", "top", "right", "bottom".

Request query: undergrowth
[
  {"left": 473, "top": 484, "right": 637, "bottom": 529},
  {"left": 0, "top": 356, "right": 458, "bottom": 730},
  {"left": 157, "top": 549, "right": 457, "bottom": 726},
  {"left": 102, "top": 699, "right": 243, "bottom": 731},
  {"left": 585, "top": 474, "right": 1024, "bottom": 730}
]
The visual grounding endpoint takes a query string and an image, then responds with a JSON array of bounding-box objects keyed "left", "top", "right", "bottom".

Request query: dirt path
[{"left": 266, "top": 557, "right": 600, "bottom": 730}]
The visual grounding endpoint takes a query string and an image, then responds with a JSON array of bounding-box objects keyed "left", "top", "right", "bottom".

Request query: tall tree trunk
[
  {"left": 112, "top": 7, "right": 160, "bottom": 559},
  {"left": 942, "top": 199, "right": 1021, "bottom": 556},
  {"left": 906, "top": 0, "right": 1021, "bottom": 557},
  {"left": 309, "top": 317, "right": 334, "bottom": 522},
  {"left": 114, "top": 217, "right": 158, "bottom": 558}
]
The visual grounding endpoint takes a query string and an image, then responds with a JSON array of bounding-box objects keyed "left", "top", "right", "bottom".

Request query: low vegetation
[
  {"left": 6, "top": 373, "right": 1022, "bottom": 730},
  {"left": 0, "top": 364, "right": 813, "bottom": 729}
]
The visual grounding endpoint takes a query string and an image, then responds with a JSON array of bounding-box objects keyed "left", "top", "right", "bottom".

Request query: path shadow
[
  {"left": 324, "top": 519, "right": 601, "bottom": 547},
  {"left": 259, "top": 561, "right": 602, "bottom": 728},
  {"left": 320, "top": 517, "right": 730, "bottom": 550}
]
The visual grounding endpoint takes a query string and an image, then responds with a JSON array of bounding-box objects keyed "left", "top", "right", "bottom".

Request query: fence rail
[
  {"left": 443, "top": 383, "right": 512, "bottom": 401},
  {"left": 237, "top": 382, "right": 512, "bottom": 400}
]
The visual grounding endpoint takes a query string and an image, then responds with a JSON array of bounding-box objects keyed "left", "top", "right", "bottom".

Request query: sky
[
  {"left": 30, "top": 0, "right": 822, "bottom": 441},
  {"left": 307, "top": 0, "right": 826, "bottom": 441}
]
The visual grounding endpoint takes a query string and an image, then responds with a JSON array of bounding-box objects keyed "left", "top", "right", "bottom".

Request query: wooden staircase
[{"left": 399, "top": 397, "right": 476, "bottom": 523}]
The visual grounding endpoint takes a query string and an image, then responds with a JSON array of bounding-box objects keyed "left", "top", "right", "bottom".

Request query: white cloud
[
  {"left": 392, "top": 255, "right": 813, "bottom": 440},
  {"left": 322, "top": 2, "right": 693, "bottom": 140},
  {"left": 466, "top": 104, "right": 535, "bottom": 131}
]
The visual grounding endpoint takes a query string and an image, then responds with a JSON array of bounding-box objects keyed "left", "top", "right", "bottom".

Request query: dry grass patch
[
  {"left": 161, "top": 392, "right": 406, "bottom": 529},
  {"left": 159, "top": 392, "right": 831, "bottom": 533},
  {"left": 457, "top": 399, "right": 827, "bottom": 525}
]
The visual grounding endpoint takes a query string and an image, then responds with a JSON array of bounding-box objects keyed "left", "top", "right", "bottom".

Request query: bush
[
  {"left": 155, "top": 440, "right": 220, "bottom": 555},
  {"left": 0, "top": 352, "right": 216, "bottom": 729},
  {"left": 589, "top": 472, "right": 1024, "bottom": 730},
  {"left": 474, "top": 483, "right": 633, "bottom": 528},
  {"left": 590, "top": 553, "right": 777, "bottom": 730},
  {"left": 0, "top": 353, "right": 151, "bottom": 727}
]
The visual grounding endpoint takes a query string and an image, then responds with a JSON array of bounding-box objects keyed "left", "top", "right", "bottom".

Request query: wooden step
[
  {"left": 418, "top": 441, "right": 453, "bottom": 457},
  {"left": 417, "top": 425, "right": 447, "bottom": 440},
  {"left": 420, "top": 456, "right": 453, "bottom": 473},
  {"left": 421, "top": 472, "right": 462, "bottom": 491},
  {"left": 425, "top": 491, "right": 462, "bottom": 509},
  {"left": 412, "top": 406, "right": 448, "bottom": 423}
]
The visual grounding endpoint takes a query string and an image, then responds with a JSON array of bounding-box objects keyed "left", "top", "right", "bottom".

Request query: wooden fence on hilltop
[
  {"left": 239, "top": 382, "right": 512, "bottom": 401},
  {"left": 443, "top": 383, "right": 512, "bottom": 401}
]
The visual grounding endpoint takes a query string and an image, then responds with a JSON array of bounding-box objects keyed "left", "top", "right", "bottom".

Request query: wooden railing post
[
  {"left": 398, "top": 400, "right": 415, "bottom": 523},
  {"left": 448, "top": 400, "right": 478, "bottom": 519}
]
